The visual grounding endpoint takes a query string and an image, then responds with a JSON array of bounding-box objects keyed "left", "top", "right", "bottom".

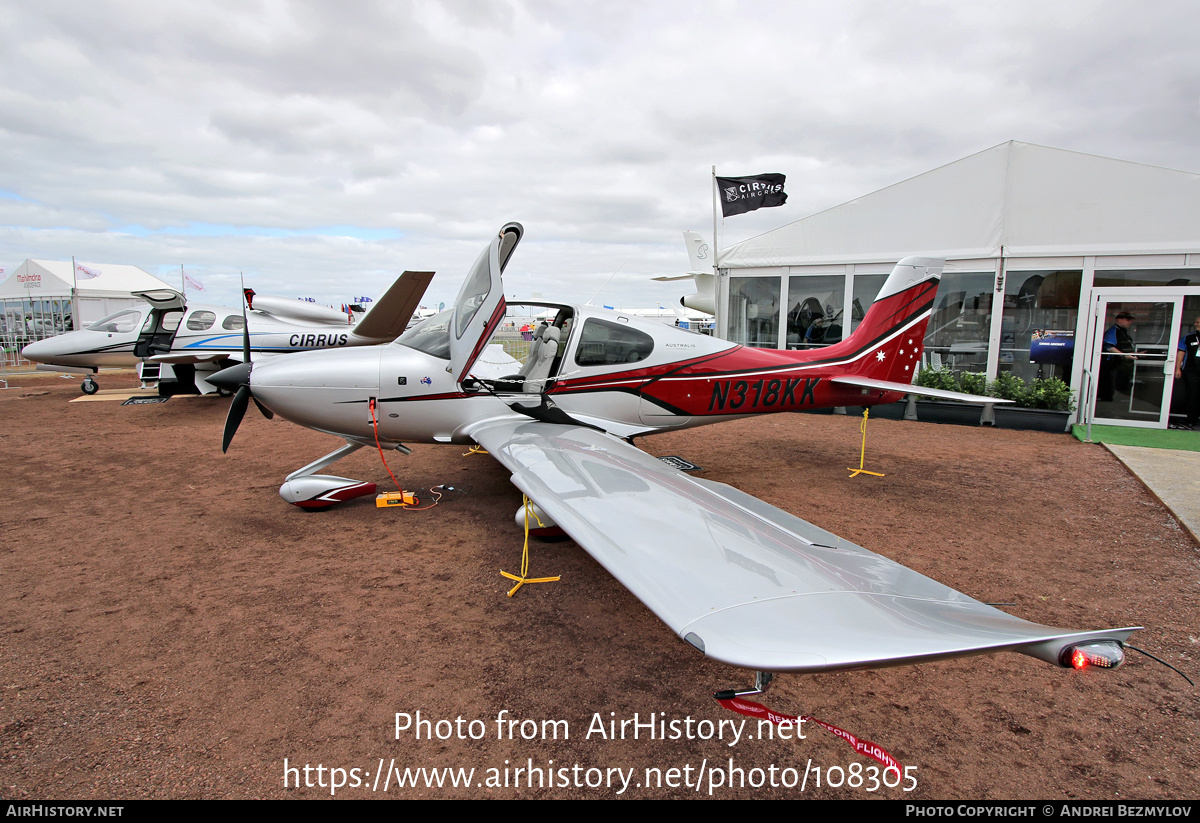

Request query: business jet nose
[{"left": 20, "top": 336, "right": 62, "bottom": 364}]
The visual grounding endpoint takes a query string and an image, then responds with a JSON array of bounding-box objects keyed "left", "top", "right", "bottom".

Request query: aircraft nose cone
[
  {"left": 209, "top": 361, "right": 252, "bottom": 391},
  {"left": 20, "top": 338, "right": 53, "bottom": 363},
  {"left": 247, "top": 347, "right": 381, "bottom": 433}
]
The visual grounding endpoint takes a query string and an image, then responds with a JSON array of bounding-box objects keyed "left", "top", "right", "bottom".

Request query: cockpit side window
[
  {"left": 186, "top": 310, "right": 216, "bottom": 331},
  {"left": 574, "top": 318, "right": 654, "bottom": 366},
  {"left": 222, "top": 315, "right": 246, "bottom": 330},
  {"left": 86, "top": 309, "right": 144, "bottom": 333},
  {"left": 397, "top": 308, "right": 454, "bottom": 360}
]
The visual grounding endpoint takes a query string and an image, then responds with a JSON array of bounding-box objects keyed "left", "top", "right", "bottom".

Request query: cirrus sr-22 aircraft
[
  {"left": 21, "top": 271, "right": 433, "bottom": 395},
  {"left": 209, "top": 222, "right": 1138, "bottom": 682}
]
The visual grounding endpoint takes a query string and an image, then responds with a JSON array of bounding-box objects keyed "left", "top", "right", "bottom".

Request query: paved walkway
[{"left": 1106, "top": 444, "right": 1200, "bottom": 544}]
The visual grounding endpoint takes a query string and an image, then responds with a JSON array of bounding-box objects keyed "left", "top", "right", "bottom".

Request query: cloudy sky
[{"left": 1, "top": 0, "right": 1197, "bottom": 310}]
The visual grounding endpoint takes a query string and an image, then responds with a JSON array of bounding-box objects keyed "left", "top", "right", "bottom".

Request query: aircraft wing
[
  {"left": 467, "top": 418, "right": 1136, "bottom": 673},
  {"left": 150, "top": 352, "right": 239, "bottom": 364}
]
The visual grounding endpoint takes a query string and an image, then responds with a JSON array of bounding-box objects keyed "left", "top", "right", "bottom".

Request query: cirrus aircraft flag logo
[{"left": 716, "top": 173, "right": 787, "bottom": 217}]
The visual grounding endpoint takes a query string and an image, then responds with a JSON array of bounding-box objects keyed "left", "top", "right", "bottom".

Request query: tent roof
[
  {"left": 719, "top": 141, "right": 1200, "bottom": 268},
  {"left": 0, "top": 259, "right": 172, "bottom": 299}
]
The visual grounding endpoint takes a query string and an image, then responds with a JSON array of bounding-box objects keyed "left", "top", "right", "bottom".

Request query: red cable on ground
[
  {"left": 715, "top": 695, "right": 903, "bottom": 774},
  {"left": 369, "top": 397, "right": 404, "bottom": 492},
  {"left": 369, "top": 398, "right": 442, "bottom": 512}
]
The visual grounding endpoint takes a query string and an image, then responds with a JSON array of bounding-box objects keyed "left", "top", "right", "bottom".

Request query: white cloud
[{"left": 1, "top": 0, "right": 1196, "bottom": 308}]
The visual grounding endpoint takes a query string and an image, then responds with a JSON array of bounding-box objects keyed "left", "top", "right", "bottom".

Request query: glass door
[{"left": 1090, "top": 295, "right": 1182, "bottom": 428}]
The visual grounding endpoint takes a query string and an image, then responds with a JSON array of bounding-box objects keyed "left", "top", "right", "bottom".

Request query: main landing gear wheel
[{"left": 81, "top": 378, "right": 98, "bottom": 395}]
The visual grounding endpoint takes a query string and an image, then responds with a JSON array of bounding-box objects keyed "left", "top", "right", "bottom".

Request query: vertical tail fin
[
  {"left": 842, "top": 257, "right": 943, "bottom": 383},
  {"left": 683, "top": 231, "right": 711, "bottom": 272},
  {"left": 681, "top": 231, "right": 716, "bottom": 315}
]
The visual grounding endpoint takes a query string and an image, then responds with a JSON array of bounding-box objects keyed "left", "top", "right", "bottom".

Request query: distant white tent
[
  {"left": 719, "top": 141, "right": 1200, "bottom": 267},
  {"left": 0, "top": 260, "right": 173, "bottom": 348}
]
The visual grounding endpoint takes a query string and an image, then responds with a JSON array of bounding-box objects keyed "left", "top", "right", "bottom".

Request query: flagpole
[
  {"left": 711, "top": 166, "right": 722, "bottom": 337},
  {"left": 711, "top": 166, "right": 719, "bottom": 275},
  {"left": 69, "top": 256, "right": 80, "bottom": 331},
  {"left": 180, "top": 264, "right": 186, "bottom": 297}
]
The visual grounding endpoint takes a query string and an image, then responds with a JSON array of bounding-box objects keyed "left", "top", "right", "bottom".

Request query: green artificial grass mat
[{"left": 1071, "top": 423, "right": 1200, "bottom": 451}]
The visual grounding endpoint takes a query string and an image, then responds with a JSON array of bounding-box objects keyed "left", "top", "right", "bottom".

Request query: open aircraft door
[
  {"left": 448, "top": 222, "right": 523, "bottom": 385},
  {"left": 131, "top": 289, "right": 187, "bottom": 359},
  {"left": 1088, "top": 293, "right": 1182, "bottom": 428}
]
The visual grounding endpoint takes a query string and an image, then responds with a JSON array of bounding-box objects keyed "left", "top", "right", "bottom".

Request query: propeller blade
[
  {"left": 241, "top": 287, "right": 252, "bottom": 362},
  {"left": 222, "top": 384, "right": 251, "bottom": 453},
  {"left": 253, "top": 397, "right": 274, "bottom": 420}
]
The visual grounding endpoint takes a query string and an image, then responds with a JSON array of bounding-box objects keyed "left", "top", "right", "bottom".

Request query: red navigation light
[{"left": 1061, "top": 641, "right": 1124, "bottom": 670}]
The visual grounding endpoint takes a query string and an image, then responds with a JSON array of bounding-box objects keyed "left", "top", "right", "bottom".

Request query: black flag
[{"left": 716, "top": 173, "right": 787, "bottom": 217}]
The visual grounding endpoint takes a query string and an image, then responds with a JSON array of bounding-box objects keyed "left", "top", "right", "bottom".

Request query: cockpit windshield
[
  {"left": 86, "top": 309, "right": 145, "bottom": 333},
  {"left": 396, "top": 308, "right": 454, "bottom": 360}
]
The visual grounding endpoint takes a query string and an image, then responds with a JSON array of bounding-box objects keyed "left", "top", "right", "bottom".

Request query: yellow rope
[
  {"left": 463, "top": 444, "right": 489, "bottom": 456},
  {"left": 501, "top": 495, "right": 561, "bottom": 597},
  {"left": 847, "top": 408, "right": 885, "bottom": 478}
]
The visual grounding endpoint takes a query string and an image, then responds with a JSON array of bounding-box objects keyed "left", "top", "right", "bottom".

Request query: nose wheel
[
  {"left": 81, "top": 377, "right": 99, "bottom": 395},
  {"left": 277, "top": 440, "right": 408, "bottom": 511}
]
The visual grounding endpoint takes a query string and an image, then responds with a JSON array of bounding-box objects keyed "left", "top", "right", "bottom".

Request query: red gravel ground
[{"left": 1, "top": 370, "right": 1197, "bottom": 799}]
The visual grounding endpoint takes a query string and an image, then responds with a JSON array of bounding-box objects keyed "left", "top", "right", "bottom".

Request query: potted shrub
[
  {"left": 908, "top": 367, "right": 983, "bottom": 426},
  {"left": 989, "top": 374, "right": 1075, "bottom": 432}
]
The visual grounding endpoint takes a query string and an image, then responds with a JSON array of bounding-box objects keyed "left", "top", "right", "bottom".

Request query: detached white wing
[{"left": 468, "top": 419, "right": 1136, "bottom": 673}]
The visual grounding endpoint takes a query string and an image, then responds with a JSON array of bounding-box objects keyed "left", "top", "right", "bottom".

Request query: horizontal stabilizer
[
  {"left": 652, "top": 272, "right": 709, "bottom": 282},
  {"left": 832, "top": 375, "right": 1013, "bottom": 404}
]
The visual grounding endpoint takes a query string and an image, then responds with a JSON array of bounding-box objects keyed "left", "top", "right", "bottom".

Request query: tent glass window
[
  {"left": 1094, "top": 269, "right": 1200, "bottom": 288},
  {"left": 786, "top": 275, "right": 844, "bottom": 349},
  {"left": 850, "top": 274, "right": 887, "bottom": 334},
  {"left": 923, "top": 271, "right": 993, "bottom": 376},
  {"left": 999, "top": 270, "right": 1081, "bottom": 384},
  {"left": 727, "top": 276, "right": 780, "bottom": 349}
]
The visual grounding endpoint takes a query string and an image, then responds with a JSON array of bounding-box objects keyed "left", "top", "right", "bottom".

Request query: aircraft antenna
[{"left": 584, "top": 263, "right": 624, "bottom": 307}]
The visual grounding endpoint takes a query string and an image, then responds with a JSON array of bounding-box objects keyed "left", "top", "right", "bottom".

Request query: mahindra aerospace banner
[{"left": 716, "top": 173, "right": 787, "bottom": 217}]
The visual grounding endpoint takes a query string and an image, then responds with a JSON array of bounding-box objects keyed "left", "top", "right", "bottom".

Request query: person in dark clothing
[
  {"left": 1175, "top": 316, "right": 1200, "bottom": 428},
  {"left": 1099, "top": 311, "right": 1136, "bottom": 402}
]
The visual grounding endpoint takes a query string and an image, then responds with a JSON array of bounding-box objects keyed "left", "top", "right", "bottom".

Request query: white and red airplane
[{"left": 210, "top": 222, "right": 1137, "bottom": 679}]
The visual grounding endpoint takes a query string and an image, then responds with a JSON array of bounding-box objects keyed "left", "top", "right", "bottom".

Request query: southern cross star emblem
[{"left": 876, "top": 351, "right": 886, "bottom": 361}]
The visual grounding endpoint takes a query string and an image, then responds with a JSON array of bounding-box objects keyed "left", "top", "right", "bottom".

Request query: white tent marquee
[
  {"left": 0, "top": 259, "right": 172, "bottom": 350},
  {"left": 720, "top": 141, "right": 1200, "bottom": 267},
  {"left": 713, "top": 142, "right": 1200, "bottom": 428}
]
